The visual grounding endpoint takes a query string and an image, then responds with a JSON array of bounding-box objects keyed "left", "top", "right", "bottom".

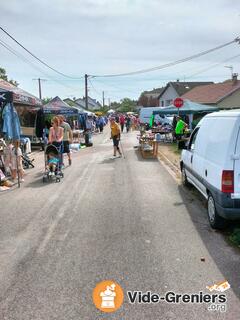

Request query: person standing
[
  {"left": 58, "top": 115, "right": 73, "bottom": 165},
  {"left": 175, "top": 116, "right": 188, "bottom": 140},
  {"left": 110, "top": 118, "right": 122, "bottom": 157},
  {"left": 125, "top": 116, "right": 131, "bottom": 133},
  {"left": 99, "top": 116, "right": 104, "bottom": 133},
  {"left": 119, "top": 114, "right": 125, "bottom": 133},
  {"left": 85, "top": 116, "right": 93, "bottom": 146}
]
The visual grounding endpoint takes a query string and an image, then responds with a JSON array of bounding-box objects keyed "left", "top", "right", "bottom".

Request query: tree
[
  {"left": 42, "top": 97, "right": 52, "bottom": 104},
  {"left": 117, "top": 98, "right": 137, "bottom": 113},
  {"left": 0, "top": 67, "right": 19, "bottom": 86}
]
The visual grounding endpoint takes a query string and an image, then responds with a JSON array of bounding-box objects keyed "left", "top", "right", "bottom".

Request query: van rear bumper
[{"left": 216, "top": 202, "right": 240, "bottom": 220}]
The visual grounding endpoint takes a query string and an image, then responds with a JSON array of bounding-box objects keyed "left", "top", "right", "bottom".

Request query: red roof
[{"left": 181, "top": 80, "right": 240, "bottom": 104}]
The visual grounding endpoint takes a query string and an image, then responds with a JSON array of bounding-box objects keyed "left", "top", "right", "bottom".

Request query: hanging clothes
[{"left": 2, "top": 103, "right": 21, "bottom": 140}]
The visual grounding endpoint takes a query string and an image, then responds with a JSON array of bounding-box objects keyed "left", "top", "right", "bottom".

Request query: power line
[
  {"left": 0, "top": 26, "right": 83, "bottom": 80},
  {"left": 90, "top": 37, "right": 240, "bottom": 78},
  {"left": 88, "top": 78, "right": 101, "bottom": 95},
  {"left": 0, "top": 38, "right": 84, "bottom": 94},
  {"left": 186, "top": 53, "right": 240, "bottom": 79}
]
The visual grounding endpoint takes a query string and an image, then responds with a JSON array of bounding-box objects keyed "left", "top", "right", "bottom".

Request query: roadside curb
[{"left": 157, "top": 149, "right": 181, "bottom": 180}]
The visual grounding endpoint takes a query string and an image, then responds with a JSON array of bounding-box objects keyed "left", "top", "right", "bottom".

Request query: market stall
[
  {"left": 152, "top": 99, "right": 218, "bottom": 130},
  {"left": 0, "top": 79, "right": 42, "bottom": 143},
  {"left": 36, "top": 96, "right": 86, "bottom": 146}
]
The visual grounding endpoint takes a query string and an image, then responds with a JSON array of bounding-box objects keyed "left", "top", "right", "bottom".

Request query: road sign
[{"left": 174, "top": 98, "right": 184, "bottom": 108}]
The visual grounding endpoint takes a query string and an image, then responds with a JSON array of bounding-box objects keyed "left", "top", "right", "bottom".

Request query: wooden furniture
[{"left": 139, "top": 137, "right": 158, "bottom": 158}]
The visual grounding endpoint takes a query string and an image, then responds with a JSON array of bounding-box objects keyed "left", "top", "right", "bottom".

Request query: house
[
  {"left": 158, "top": 81, "right": 213, "bottom": 107},
  {"left": 75, "top": 96, "right": 101, "bottom": 111},
  {"left": 138, "top": 87, "right": 165, "bottom": 107},
  {"left": 63, "top": 98, "right": 86, "bottom": 112},
  {"left": 181, "top": 74, "right": 240, "bottom": 109}
]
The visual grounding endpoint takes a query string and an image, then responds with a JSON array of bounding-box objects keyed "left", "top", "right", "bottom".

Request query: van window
[{"left": 188, "top": 128, "right": 199, "bottom": 151}]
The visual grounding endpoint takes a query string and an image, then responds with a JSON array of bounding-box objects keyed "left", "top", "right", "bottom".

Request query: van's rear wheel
[
  {"left": 207, "top": 194, "right": 227, "bottom": 229},
  {"left": 181, "top": 165, "right": 190, "bottom": 187}
]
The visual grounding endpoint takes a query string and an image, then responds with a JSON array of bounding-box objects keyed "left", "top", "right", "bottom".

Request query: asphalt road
[{"left": 0, "top": 129, "right": 240, "bottom": 320}]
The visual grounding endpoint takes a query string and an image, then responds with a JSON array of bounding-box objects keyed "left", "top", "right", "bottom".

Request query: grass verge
[{"left": 228, "top": 228, "right": 240, "bottom": 247}]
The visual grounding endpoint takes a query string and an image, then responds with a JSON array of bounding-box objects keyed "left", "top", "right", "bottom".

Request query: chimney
[{"left": 232, "top": 73, "right": 238, "bottom": 85}]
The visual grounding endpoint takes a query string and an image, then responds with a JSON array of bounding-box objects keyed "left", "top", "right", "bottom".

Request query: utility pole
[
  {"left": 108, "top": 98, "right": 111, "bottom": 109},
  {"left": 33, "top": 78, "right": 46, "bottom": 100},
  {"left": 85, "top": 74, "right": 88, "bottom": 110},
  {"left": 38, "top": 78, "right": 42, "bottom": 100},
  {"left": 102, "top": 91, "right": 105, "bottom": 108}
]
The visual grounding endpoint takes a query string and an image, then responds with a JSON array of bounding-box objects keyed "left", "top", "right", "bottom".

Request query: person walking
[
  {"left": 110, "top": 118, "right": 122, "bottom": 157},
  {"left": 58, "top": 115, "right": 73, "bottom": 165}
]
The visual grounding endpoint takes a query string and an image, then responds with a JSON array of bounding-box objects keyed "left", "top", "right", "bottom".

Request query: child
[
  {"left": 10, "top": 141, "right": 25, "bottom": 182},
  {"left": 47, "top": 152, "right": 59, "bottom": 176}
]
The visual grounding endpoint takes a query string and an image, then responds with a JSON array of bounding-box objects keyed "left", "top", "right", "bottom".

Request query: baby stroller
[
  {"left": 20, "top": 138, "right": 35, "bottom": 169},
  {"left": 43, "top": 143, "right": 64, "bottom": 183}
]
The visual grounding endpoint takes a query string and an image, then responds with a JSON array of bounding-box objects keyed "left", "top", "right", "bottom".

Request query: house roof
[
  {"left": 181, "top": 80, "right": 240, "bottom": 104},
  {"left": 158, "top": 81, "right": 213, "bottom": 98},
  {"left": 75, "top": 98, "right": 86, "bottom": 108},
  {"left": 141, "top": 87, "right": 165, "bottom": 99},
  {"left": 0, "top": 79, "right": 42, "bottom": 106},
  {"left": 75, "top": 96, "right": 101, "bottom": 110},
  {"left": 63, "top": 98, "right": 87, "bottom": 112}
]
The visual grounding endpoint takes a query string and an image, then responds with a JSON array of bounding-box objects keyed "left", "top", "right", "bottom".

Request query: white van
[
  {"left": 180, "top": 110, "right": 240, "bottom": 229},
  {"left": 139, "top": 107, "right": 172, "bottom": 125}
]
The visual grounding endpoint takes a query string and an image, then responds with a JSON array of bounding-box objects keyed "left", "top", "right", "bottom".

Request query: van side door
[
  {"left": 183, "top": 128, "right": 200, "bottom": 186},
  {"left": 233, "top": 124, "right": 240, "bottom": 199}
]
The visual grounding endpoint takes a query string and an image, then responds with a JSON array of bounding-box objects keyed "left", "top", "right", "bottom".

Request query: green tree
[
  {"left": 0, "top": 67, "right": 19, "bottom": 86},
  {"left": 42, "top": 97, "right": 52, "bottom": 104},
  {"left": 117, "top": 98, "right": 137, "bottom": 113}
]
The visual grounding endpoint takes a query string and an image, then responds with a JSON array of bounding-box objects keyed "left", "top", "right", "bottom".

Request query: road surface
[{"left": 0, "top": 129, "right": 240, "bottom": 319}]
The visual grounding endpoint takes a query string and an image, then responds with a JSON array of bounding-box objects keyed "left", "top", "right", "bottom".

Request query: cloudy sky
[{"left": 1, "top": 0, "right": 240, "bottom": 103}]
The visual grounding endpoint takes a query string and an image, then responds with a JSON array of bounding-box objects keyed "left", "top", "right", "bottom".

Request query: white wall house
[
  {"left": 158, "top": 81, "right": 213, "bottom": 107},
  {"left": 159, "top": 84, "right": 178, "bottom": 107}
]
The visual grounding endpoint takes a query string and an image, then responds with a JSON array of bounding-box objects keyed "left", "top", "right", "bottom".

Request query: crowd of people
[
  {"left": 112, "top": 113, "right": 140, "bottom": 133},
  {"left": 0, "top": 111, "right": 139, "bottom": 187}
]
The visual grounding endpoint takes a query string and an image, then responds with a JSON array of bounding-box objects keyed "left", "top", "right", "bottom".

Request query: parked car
[
  {"left": 180, "top": 110, "right": 240, "bottom": 229},
  {"left": 139, "top": 107, "right": 172, "bottom": 125}
]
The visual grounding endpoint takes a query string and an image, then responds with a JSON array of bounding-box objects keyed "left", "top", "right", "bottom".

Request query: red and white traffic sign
[{"left": 173, "top": 98, "right": 184, "bottom": 108}]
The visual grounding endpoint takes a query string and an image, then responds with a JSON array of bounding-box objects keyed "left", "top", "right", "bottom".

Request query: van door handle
[
  {"left": 205, "top": 170, "right": 207, "bottom": 177},
  {"left": 191, "top": 155, "right": 193, "bottom": 163}
]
